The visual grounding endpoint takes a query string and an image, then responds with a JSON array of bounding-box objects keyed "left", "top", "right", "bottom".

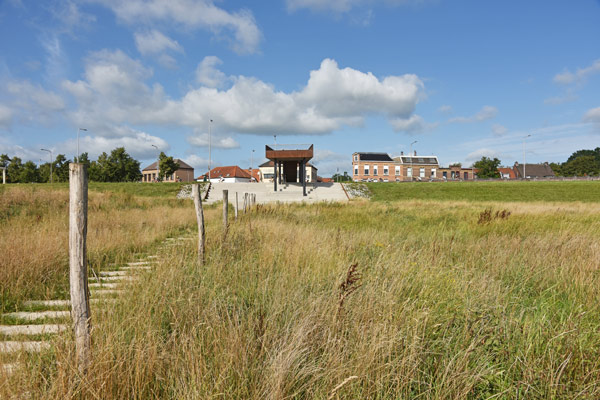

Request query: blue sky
[{"left": 1, "top": 0, "right": 599, "bottom": 176}]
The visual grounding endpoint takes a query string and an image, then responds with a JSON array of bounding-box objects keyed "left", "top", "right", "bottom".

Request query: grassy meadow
[
  {"left": 1, "top": 181, "right": 600, "bottom": 398},
  {"left": 366, "top": 180, "right": 600, "bottom": 202}
]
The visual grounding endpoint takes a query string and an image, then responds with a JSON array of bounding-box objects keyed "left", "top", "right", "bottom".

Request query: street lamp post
[
  {"left": 77, "top": 128, "right": 87, "bottom": 162},
  {"left": 151, "top": 144, "right": 159, "bottom": 182},
  {"left": 410, "top": 140, "right": 418, "bottom": 181},
  {"left": 41, "top": 148, "right": 53, "bottom": 184},
  {"left": 250, "top": 149, "right": 255, "bottom": 182},
  {"left": 523, "top": 134, "right": 531, "bottom": 179}
]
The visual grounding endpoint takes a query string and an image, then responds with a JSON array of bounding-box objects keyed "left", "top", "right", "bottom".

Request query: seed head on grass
[{"left": 337, "top": 263, "right": 362, "bottom": 317}]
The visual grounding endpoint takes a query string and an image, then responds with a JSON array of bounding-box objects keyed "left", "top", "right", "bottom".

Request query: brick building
[
  {"left": 142, "top": 159, "right": 195, "bottom": 182},
  {"left": 352, "top": 152, "right": 442, "bottom": 182}
]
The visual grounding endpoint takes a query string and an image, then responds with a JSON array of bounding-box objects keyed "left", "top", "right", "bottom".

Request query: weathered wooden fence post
[
  {"left": 192, "top": 184, "right": 205, "bottom": 264},
  {"left": 69, "top": 163, "right": 91, "bottom": 374},
  {"left": 223, "top": 190, "right": 229, "bottom": 232},
  {"left": 243, "top": 193, "right": 247, "bottom": 214},
  {"left": 235, "top": 192, "right": 239, "bottom": 220}
]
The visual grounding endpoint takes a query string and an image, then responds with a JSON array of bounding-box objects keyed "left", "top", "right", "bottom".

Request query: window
[
  {"left": 354, "top": 166, "right": 359, "bottom": 176},
  {"left": 407, "top": 167, "right": 412, "bottom": 177},
  {"left": 354, "top": 154, "right": 358, "bottom": 161},
  {"left": 383, "top": 165, "right": 389, "bottom": 175},
  {"left": 443, "top": 171, "right": 447, "bottom": 178},
  {"left": 395, "top": 166, "right": 400, "bottom": 176},
  {"left": 420, "top": 168, "right": 425, "bottom": 178},
  {"left": 431, "top": 168, "right": 436, "bottom": 178},
  {"left": 364, "top": 165, "right": 369, "bottom": 175},
  {"left": 373, "top": 165, "right": 378, "bottom": 176}
]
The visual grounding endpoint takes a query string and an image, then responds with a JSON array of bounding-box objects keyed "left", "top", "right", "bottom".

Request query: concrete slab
[
  {"left": 3, "top": 311, "right": 69, "bottom": 321},
  {"left": 0, "top": 324, "right": 67, "bottom": 336},
  {"left": 0, "top": 341, "right": 50, "bottom": 353},
  {"left": 1, "top": 362, "right": 19, "bottom": 374},
  {"left": 99, "top": 270, "right": 129, "bottom": 277},
  {"left": 90, "top": 275, "right": 138, "bottom": 282},
  {"left": 120, "top": 266, "right": 151, "bottom": 271},
  {"left": 88, "top": 283, "right": 118, "bottom": 289},
  {"left": 23, "top": 300, "right": 70, "bottom": 307}
]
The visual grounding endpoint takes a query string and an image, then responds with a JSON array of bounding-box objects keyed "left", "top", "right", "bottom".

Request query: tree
[
  {"left": 549, "top": 162, "right": 563, "bottom": 176},
  {"left": 75, "top": 152, "right": 91, "bottom": 166},
  {"left": 0, "top": 154, "right": 9, "bottom": 168},
  {"left": 6, "top": 156, "right": 23, "bottom": 183},
  {"left": 54, "top": 154, "right": 71, "bottom": 182},
  {"left": 158, "top": 152, "right": 178, "bottom": 181},
  {"left": 89, "top": 148, "right": 141, "bottom": 182},
  {"left": 566, "top": 148, "right": 600, "bottom": 163},
  {"left": 561, "top": 155, "right": 600, "bottom": 177},
  {"left": 19, "top": 161, "right": 40, "bottom": 183},
  {"left": 332, "top": 171, "right": 352, "bottom": 182},
  {"left": 472, "top": 157, "right": 501, "bottom": 179}
]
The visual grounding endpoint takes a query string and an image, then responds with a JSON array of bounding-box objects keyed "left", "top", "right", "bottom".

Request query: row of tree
[
  {"left": 472, "top": 147, "right": 600, "bottom": 178},
  {"left": 0, "top": 147, "right": 180, "bottom": 184}
]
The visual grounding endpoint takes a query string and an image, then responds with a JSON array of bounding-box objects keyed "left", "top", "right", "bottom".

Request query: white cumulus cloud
[
  {"left": 583, "top": 107, "right": 600, "bottom": 124},
  {"left": 90, "top": 0, "right": 262, "bottom": 54},
  {"left": 553, "top": 59, "right": 600, "bottom": 86},
  {"left": 187, "top": 132, "right": 239, "bottom": 149},
  {"left": 62, "top": 53, "right": 426, "bottom": 136},
  {"left": 134, "top": 30, "right": 183, "bottom": 55},
  {"left": 196, "top": 56, "right": 227, "bottom": 88},
  {"left": 449, "top": 105, "right": 498, "bottom": 124},
  {"left": 390, "top": 114, "right": 437, "bottom": 133}
]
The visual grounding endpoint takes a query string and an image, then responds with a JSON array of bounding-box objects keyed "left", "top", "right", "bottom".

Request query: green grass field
[
  {"left": 2, "top": 181, "right": 600, "bottom": 398},
  {"left": 366, "top": 180, "right": 600, "bottom": 202}
]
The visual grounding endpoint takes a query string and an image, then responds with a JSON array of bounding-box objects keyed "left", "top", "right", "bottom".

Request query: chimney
[
  {"left": 400, "top": 151, "right": 404, "bottom": 155},
  {"left": 413, "top": 150, "right": 417, "bottom": 156},
  {"left": 514, "top": 161, "right": 519, "bottom": 166}
]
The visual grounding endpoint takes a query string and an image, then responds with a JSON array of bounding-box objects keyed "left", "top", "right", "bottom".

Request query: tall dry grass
[
  {"left": 2, "top": 198, "right": 600, "bottom": 398},
  {"left": 0, "top": 186, "right": 195, "bottom": 312}
]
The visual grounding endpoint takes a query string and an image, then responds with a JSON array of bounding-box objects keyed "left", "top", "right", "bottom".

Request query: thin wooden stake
[
  {"left": 69, "top": 163, "right": 91, "bottom": 374},
  {"left": 235, "top": 192, "right": 239, "bottom": 220},
  {"left": 222, "top": 189, "right": 229, "bottom": 232},
  {"left": 243, "top": 193, "right": 247, "bottom": 214},
  {"left": 192, "top": 184, "right": 205, "bottom": 264}
]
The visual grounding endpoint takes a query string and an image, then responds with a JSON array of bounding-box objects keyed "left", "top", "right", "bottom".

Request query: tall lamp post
[
  {"left": 41, "top": 148, "right": 53, "bottom": 184},
  {"left": 410, "top": 140, "right": 418, "bottom": 181},
  {"left": 77, "top": 128, "right": 87, "bottom": 162},
  {"left": 208, "top": 119, "right": 213, "bottom": 181},
  {"left": 250, "top": 149, "right": 255, "bottom": 182},
  {"left": 523, "top": 134, "right": 531, "bottom": 179},
  {"left": 151, "top": 144, "right": 159, "bottom": 182}
]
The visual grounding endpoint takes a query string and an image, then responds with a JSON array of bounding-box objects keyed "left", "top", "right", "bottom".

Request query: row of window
[{"left": 353, "top": 165, "right": 438, "bottom": 178}]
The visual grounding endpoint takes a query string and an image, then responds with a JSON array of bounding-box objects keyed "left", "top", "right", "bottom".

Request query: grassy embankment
[
  {"left": 366, "top": 180, "right": 600, "bottom": 202},
  {"left": 0, "top": 182, "right": 200, "bottom": 314},
  {"left": 2, "top": 181, "right": 600, "bottom": 398}
]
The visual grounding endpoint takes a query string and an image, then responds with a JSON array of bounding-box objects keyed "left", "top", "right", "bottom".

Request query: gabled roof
[
  {"left": 198, "top": 166, "right": 251, "bottom": 179},
  {"left": 498, "top": 167, "right": 516, "bottom": 179},
  {"left": 143, "top": 159, "right": 194, "bottom": 171},
  {"left": 513, "top": 163, "right": 555, "bottom": 178},
  {"left": 394, "top": 156, "right": 439, "bottom": 165},
  {"left": 355, "top": 152, "right": 394, "bottom": 162}
]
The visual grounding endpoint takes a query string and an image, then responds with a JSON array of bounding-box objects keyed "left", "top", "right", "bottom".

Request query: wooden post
[
  {"left": 192, "top": 184, "right": 205, "bottom": 264},
  {"left": 235, "top": 192, "right": 239, "bottom": 220},
  {"left": 222, "top": 190, "right": 229, "bottom": 231},
  {"left": 69, "top": 163, "right": 91, "bottom": 374},
  {"left": 243, "top": 193, "right": 247, "bottom": 214}
]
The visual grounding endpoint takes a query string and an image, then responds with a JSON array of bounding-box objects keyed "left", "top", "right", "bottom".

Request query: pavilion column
[
  {"left": 302, "top": 160, "right": 307, "bottom": 196},
  {"left": 274, "top": 160, "right": 278, "bottom": 192}
]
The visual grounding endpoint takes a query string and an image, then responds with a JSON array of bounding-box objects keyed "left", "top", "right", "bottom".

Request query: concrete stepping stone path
[
  {"left": 0, "top": 249, "right": 163, "bottom": 380},
  {"left": 0, "top": 324, "right": 67, "bottom": 336},
  {"left": 3, "top": 311, "right": 70, "bottom": 321}
]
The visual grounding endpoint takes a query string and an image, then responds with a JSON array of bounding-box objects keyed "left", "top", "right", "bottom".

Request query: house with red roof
[
  {"left": 197, "top": 166, "right": 252, "bottom": 183},
  {"left": 497, "top": 167, "right": 517, "bottom": 180}
]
